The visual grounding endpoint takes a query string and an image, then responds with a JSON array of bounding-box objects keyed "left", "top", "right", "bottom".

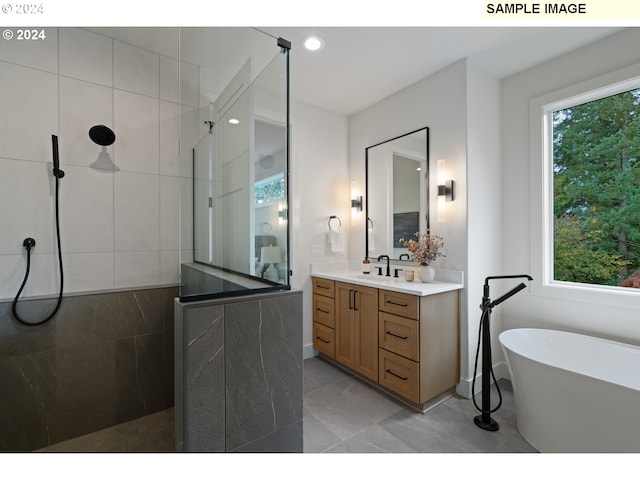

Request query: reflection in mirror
[{"left": 366, "top": 127, "right": 429, "bottom": 260}]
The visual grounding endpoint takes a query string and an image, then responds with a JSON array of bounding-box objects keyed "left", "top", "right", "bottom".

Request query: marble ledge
[{"left": 310, "top": 262, "right": 463, "bottom": 296}]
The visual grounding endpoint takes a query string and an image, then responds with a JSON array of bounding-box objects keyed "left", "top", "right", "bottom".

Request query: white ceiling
[
  {"left": 94, "top": 26, "right": 623, "bottom": 117},
  {"left": 260, "top": 26, "right": 622, "bottom": 115}
]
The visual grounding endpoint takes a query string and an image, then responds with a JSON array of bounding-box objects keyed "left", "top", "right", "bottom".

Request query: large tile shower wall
[
  {"left": 0, "top": 286, "right": 177, "bottom": 451},
  {"left": 0, "top": 27, "right": 197, "bottom": 298},
  {"left": 0, "top": 28, "right": 198, "bottom": 451}
]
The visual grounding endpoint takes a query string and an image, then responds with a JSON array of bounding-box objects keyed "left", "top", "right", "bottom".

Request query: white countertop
[{"left": 310, "top": 263, "right": 464, "bottom": 297}]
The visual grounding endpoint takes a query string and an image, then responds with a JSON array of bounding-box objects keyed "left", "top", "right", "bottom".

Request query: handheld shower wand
[
  {"left": 473, "top": 274, "right": 533, "bottom": 431},
  {"left": 12, "top": 135, "right": 65, "bottom": 326},
  {"left": 51, "top": 134, "right": 65, "bottom": 178}
]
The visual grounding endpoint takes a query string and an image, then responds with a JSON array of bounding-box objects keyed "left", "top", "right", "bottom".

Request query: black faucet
[
  {"left": 399, "top": 253, "right": 410, "bottom": 261},
  {"left": 377, "top": 255, "right": 391, "bottom": 277}
]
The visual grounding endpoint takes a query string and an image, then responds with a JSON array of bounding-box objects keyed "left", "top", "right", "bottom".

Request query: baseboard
[
  {"left": 456, "top": 360, "right": 511, "bottom": 399},
  {"left": 303, "top": 343, "right": 317, "bottom": 360}
]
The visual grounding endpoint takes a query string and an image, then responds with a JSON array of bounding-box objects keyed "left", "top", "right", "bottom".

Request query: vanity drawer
[
  {"left": 313, "top": 277, "right": 335, "bottom": 298},
  {"left": 313, "top": 321, "right": 335, "bottom": 359},
  {"left": 379, "top": 312, "right": 419, "bottom": 361},
  {"left": 313, "top": 294, "right": 335, "bottom": 328},
  {"left": 379, "top": 289, "right": 419, "bottom": 320},
  {"left": 379, "top": 349, "right": 419, "bottom": 403}
]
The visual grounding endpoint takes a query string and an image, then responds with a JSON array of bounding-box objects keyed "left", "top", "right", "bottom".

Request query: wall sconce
[
  {"left": 278, "top": 203, "right": 288, "bottom": 225},
  {"left": 351, "top": 181, "right": 363, "bottom": 212},
  {"left": 437, "top": 159, "right": 454, "bottom": 222}
]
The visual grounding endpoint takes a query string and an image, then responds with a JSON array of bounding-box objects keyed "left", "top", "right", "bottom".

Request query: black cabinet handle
[
  {"left": 316, "top": 308, "right": 330, "bottom": 314},
  {"left": 386, "top": 331, "right": 408, "bottom": 340},
  {"left": 387, "top": 300, "right": 408, "bottom": 307},
  {"left": 316, "top": 336, "right": 330, "bottom": 344},
  {"left": 318, "top": 284, "right": 329, "bottom": 289},
  {"left": 386, "top": 369, "right": 408, "bottom": 381}
]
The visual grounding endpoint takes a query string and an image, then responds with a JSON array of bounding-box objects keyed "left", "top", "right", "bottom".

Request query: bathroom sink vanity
[{"left": 311, "top": 268, "right": 463, "bottom": 412}]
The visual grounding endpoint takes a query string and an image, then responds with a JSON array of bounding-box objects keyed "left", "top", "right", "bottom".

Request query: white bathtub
[{"left": 499, "top": 328, "right": 640, "bottom": 453}]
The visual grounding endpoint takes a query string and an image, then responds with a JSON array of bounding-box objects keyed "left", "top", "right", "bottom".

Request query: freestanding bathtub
[{"left": 499, "top": 328, "right": 640, "bottom": 453}]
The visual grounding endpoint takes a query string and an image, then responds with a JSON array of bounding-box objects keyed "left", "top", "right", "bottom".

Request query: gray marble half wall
[
  {"left": 175, "top": 289, "right": 303, "bottom": 452},
  {"left": 0, "top": 286, "right": 177, "bottom": 452}
]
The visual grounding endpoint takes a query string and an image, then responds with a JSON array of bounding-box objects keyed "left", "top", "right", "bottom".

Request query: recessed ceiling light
[
  {"left": 302, "top": 36, "right": 324, "bottom": 52},
  {"left": 228, "top": 118, "right": 239, "bottom": 125}
]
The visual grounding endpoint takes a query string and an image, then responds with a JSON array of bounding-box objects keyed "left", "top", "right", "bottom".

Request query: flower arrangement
[{"left": 400, "top": 231, "right": 445, "bottom": 265}]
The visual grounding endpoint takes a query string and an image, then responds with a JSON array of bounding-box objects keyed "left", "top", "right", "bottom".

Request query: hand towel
[{"left": 329, "top": 225, "right": 344, "bottom": 253}]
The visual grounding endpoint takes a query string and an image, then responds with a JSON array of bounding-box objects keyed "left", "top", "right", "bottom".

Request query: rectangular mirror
[{"left": 365, "top": 127, "right": 429, "bottom": 260}]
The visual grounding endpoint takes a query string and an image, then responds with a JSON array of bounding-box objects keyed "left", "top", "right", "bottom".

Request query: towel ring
[
  {"left": 328, "top": 215, "right": 341, "bottom": 229},
  {"left": 367, "top": 217, "right": 373, "bottom": 228}
]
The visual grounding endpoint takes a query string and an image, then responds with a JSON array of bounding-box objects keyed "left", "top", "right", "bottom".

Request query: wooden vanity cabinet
[
  {"left": 379, "top": 289, "right": 459, "bottom": 406},
  {"left": 312, "top": 276, "right": 459, "bottom": 411},
  {"left": 312, "top": 278, "right": 336, "bottom": 359},
  {"left": 335, "top": 282, "right": 378, "bottom": 381}
]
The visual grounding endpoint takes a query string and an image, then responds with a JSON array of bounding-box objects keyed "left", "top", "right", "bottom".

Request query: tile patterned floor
[
  {"left": 35, "top": 356, "right": 537, "bottom": 453},
  {"left": 303, "top": 356, "right": 537, "bottom": 453}
]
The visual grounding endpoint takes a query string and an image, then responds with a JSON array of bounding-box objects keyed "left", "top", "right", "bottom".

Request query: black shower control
[{"left": 23, "top": 237, "right": 36, "bottom": 248}]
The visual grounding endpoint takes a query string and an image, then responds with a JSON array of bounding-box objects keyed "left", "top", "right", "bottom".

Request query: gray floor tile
[
  {"left": 324, "top": 424, "right": 416, "bottom": 453},
  {"left": 34, "top": 357, "right": 536, "bottom": 454},
  {"left": 303, "top": 407, "right": 342, "bottom": 453},
  {"left": 303, "top": 357, "right": 537, "bottom": 454},
  {"left": 304, "top": 375, "right": 404, "bottom": 441}
]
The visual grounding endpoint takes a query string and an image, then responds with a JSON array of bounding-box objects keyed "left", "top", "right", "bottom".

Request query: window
[
  {"left": 255, "top": 173, "right": 285, "bottom": 206},
  {"left": 534, "top": 73, "right": 640, "bottom": 301},
  {"left": 551, "top": 87, "right": 640, "bottom": 288}
]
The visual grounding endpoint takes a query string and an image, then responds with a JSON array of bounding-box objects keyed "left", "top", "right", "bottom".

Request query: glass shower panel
[
  {"left": 193, "top": 133, "right": 213, "bottom": 264},
  {"left": 180, "top": 38, "right": 290, "bottom": 301}
]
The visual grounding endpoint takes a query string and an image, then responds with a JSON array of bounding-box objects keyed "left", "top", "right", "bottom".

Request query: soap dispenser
[{"left": 362, "top": 258, "right": 371, "bottom": 274}]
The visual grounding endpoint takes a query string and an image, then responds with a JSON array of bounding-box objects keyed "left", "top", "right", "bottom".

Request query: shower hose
[
  {"left": 471, "top": 308, "right": 503, "bottom": 414},
  {"left": 11, "top": 169, "right": 64, "bottom": 326}
]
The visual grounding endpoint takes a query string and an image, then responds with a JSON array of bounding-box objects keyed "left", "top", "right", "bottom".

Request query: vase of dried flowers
[
  {"left": 418, "top": 264, "right": 436, "bottom": 283},
  {"left": 399, "top": 231, "right": 445, "bottom": 283}
]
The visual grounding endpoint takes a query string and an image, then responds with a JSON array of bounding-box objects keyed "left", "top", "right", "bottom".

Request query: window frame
[{"left": 529, "top": 63, "right": 640, "bottom": 308}]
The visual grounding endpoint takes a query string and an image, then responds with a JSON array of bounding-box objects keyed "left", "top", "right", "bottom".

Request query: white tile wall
[
  {"left": 59, "top": 28, "right": 113, "bottom": 87},
  {"left": 0, "top": 27, "right": 196, "bottom": 301},
  {"left": 114, "top": 171, "right": 160, "bottom": 252},
  {"left": 0, "top": 159, "right": 56, "bottom": 255},
  {"left": 180, "top": 106, "right": 199, "bottom": 178},
  {"left": 159, "top": 55, "right": 199, "bottom": 108},
  {"left": 0, "top": 27, "right": 58, "bottom": 73},
  {"left": 160, "top": 175, "right": 179, "bottom": 251},
  {"left": 114, "top": 41, "right": 159, "bottom": 98},
  {"left": 160, "top": 250, "right": 180, "bottom": 285},
  {"left": 59, "top": 77, "right": 113, "bottom": 169},
  {"left": 59, "top": 165, "right": 114, "bottom": 253},
  {"left": 114, "top": 90, "right": 160, "bottom": 174},
  {"left": 0, "top": 62, "right": 58, "bottom": 162},
  {"left": 180, "top": 177, "right": 194, "bottom": 264},
  {"left": 115, "top": 251, "right": 161, "bottom": 288},
  {"left": 64, "top": 252, "right": 115, "bottom": 293},
  {"left": 160, "top": 55, "right": 179, "bottom": 104},
  {"left": 2, "top": 252, "right": 60, "bottom": 298},
  {"left": 160, "top": 100, "right": 180, "bottom": 176}
]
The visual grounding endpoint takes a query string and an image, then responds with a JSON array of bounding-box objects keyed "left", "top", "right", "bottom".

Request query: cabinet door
[
  {"left": 335, "top": 282, "right": 355, "bottom": 368},
  {"left": 354, "top": 285, "right": 379, "bottom": 381}
]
